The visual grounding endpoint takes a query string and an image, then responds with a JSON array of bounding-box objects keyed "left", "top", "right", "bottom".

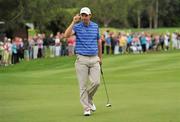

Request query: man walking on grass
[{"left": 64, "top": 7, "right": 102, "bottom": 116}]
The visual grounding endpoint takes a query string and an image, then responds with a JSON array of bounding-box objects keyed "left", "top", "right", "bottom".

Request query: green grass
[{"left": 0, "top": 51, "right": 180, "bottom": 122}]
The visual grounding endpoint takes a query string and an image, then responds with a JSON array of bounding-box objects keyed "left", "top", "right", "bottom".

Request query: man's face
[{"left": 80, "top": 13, "right": 91, "bottom": 25}]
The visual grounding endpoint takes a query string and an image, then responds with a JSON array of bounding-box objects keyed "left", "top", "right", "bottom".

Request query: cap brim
[{"left": 80, "top": 12, "right": 90, "bottom": 15}]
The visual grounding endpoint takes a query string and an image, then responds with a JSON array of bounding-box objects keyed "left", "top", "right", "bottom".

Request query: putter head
[{"left": 106, "top": 103, "right": 112, "bottom": 107}]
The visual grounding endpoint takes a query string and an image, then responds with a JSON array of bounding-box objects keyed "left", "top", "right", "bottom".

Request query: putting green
[{"left": 0, "top": 51, "right": 180, "bottom": 122}]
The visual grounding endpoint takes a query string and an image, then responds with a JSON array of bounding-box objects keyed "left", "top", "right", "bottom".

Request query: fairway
[{"left": 0, "top": 51, "right": 180, "bottom": 122}]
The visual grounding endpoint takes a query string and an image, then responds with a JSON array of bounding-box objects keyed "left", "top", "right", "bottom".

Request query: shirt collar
[{"left": 81, "top": 21, "right": 92, "bottom": 27}]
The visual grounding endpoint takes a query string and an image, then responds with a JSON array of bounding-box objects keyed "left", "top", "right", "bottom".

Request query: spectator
[
  {"left": 177, "top": 33, "right": 180, "bottom": 49},
  {"left": 3, "top": 38, "right": 10, "bottom": 66},
  {"left": 154, "top": 34, "right": 160, "bottom": 51},
  {"left": 18, "top": 38, "right": 24, "bottom": 61},
  {"left": 164, "top": 33, "right": 170, "bottom": 51},
  {"left": 100, "top": 34, "right": 105, "bottom": 54},
  {"left": 7, "top": 38, "right": 12, "bottom": 65},
  {"left": 140, "top": 33, "right": 147, "bottom": 52},
  {"left": 61, "top": 34, "right": 68, "bottom": 56},
  {"left": 37, "top": 35, "right": 43, "bottom": 58},
  {"left": 126, "top": 33, "right": 132, "bottom": 53},
  {"left": 172, "top": 32, "right": 178, "bottom": 49},
  {"left": 110, "top": 33, "right": 116, "bottom": 54},
  {"left": 119, "top": 33, "right": 127, "bottom": 54},
  {"left": 159, "top": 34, "right": 164, "bottom": 50},
  {"left": 130, "top": 34, "right": 142, "bottom": 53},
  {"left": 67, "top": 35, "right": 75, "bottom": 56},
  {"left": 42, "top": 33, "right": 48, "bottom": 58},
  {"left": 33, "top": 36, "right": 38, "bottom": 59},
  {"left": 23, "top": 38, "right": 29, "bottom": 61},
  {"left": 105, "top": 34, "right": 111, "bottom": 55},
  {"left": 55, "top": 35, "right": 61, "bottom": 56},
  {"left": 28, "top": 36, "right": 35, "bottom": 60},
  {"left": 12, "top": 39, "right": 18, "bottom": 64},
  {"left": 48, "top": 33, "right": 55, "bottom": 58},
  {"left": 0, "top": 41, "right": 4, "bottom": 65}
]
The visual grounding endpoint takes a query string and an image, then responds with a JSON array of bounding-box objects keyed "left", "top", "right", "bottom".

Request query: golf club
[{"left": 100, "top": 66, "right": 112, "bottom": 107}]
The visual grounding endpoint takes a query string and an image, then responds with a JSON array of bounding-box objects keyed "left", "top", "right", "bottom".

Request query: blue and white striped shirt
[{"left": 73, "top": 21, "right": 100, "bottom": 56}]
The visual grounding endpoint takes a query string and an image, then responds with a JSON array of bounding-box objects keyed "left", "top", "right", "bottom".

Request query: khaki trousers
[{"left": 75, "top": 55, "right": 100, "bottom": 110}]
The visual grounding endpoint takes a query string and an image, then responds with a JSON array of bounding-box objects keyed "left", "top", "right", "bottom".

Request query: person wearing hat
[{"left": 64, "top": 7, "right": 102, "bottom": 116}]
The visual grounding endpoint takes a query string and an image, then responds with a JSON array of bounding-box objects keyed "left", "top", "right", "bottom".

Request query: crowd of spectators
[
  {"left": 0, "top": 32, "right": 75, "bottom": 66},
  {"left": 0, "top": 30, "right": 180, "bottom": 67},
  {"left": 100, "top": 30, "right": 180, "bottom": 55}
]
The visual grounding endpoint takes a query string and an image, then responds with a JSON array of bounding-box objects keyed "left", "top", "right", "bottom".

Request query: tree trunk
[
  {"left": 149, "top": 6, "right": 153, "bottom": 29},
  {"left": 149, "top": 15, "right": 153, "bottom": 29},
  {"left": 154, "top": 0, "right": 158, "bottom": 28},
  {"left": 137, "top": 10, "right": 141, "bottom": 28},
  {"left": 103, "top": 19, "right": 111, "bottom": 27}
]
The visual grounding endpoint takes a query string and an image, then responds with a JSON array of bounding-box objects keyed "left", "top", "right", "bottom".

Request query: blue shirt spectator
[
  {"left": 12, "top": 43, "right": 17, "bottom": 54},
  {"left": 105, "top": 37, "right": 111, "bottom": 46},
  {"left": 140, "top": 36, "right": 147, "bottom": 45},
  {"left": 127, "top": 35, "right": 133, "bottom": 44}
]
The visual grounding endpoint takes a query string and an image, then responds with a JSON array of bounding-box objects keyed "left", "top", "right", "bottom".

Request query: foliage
[{"left": 0, "top": 0, "right": 179, "bottom": 35}]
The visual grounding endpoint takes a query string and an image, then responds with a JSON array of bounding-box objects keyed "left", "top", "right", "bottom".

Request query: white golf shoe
[
  {"left": 91, "top": 104, "right": 96, "bottom": 112},
  {"left": 84, "top": 110, "right": 91, "bottom": 116}
]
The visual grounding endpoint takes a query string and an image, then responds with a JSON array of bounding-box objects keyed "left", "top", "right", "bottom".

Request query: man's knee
[{"left": 94, "top": 80, "right": 100, "bottom": 87}]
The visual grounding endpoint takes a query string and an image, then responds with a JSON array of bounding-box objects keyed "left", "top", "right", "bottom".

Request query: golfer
[{"left": 64, "top": 7, "right": 102, "bottom": 116}]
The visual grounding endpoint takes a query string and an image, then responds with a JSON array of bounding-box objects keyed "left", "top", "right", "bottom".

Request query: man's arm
[
  {"left": 64, "top": 14, "right": 80, "bottom": 38},
  {"left": 64, "top": 22, "right": 75, "bottom": 38}
]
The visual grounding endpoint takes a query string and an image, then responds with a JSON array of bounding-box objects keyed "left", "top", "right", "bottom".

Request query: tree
[
  {"left": 154, "top": 0, "right": 159, "bottom": 28},
  {"left": 0, "top": 0, "right": 79, "bottom": 35},
  {"left": 129, "top": 0, "right": 145, "bottom": 28},
  {"left": 81, "top": 0, "right": 129, "bottom": 27},
  {"left": 158, "top": 0, "right": 180, "bottom": 27},
  {"left": 0, "top": 0, "right": 180, "bottom": 36}
]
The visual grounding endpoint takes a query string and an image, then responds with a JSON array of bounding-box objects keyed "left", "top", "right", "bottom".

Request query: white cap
[{"left": 80, "top": 7, "right": 91, "bottom": 15}]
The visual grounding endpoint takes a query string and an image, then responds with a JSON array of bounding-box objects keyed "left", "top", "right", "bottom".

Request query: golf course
[{"left": 0, "top": 51, "right": 180, "bottom": 122}]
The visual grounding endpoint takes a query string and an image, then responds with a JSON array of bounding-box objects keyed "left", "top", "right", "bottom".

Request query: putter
[{"left": 100, "top": 66, "right": 112, "bottom": 107}]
